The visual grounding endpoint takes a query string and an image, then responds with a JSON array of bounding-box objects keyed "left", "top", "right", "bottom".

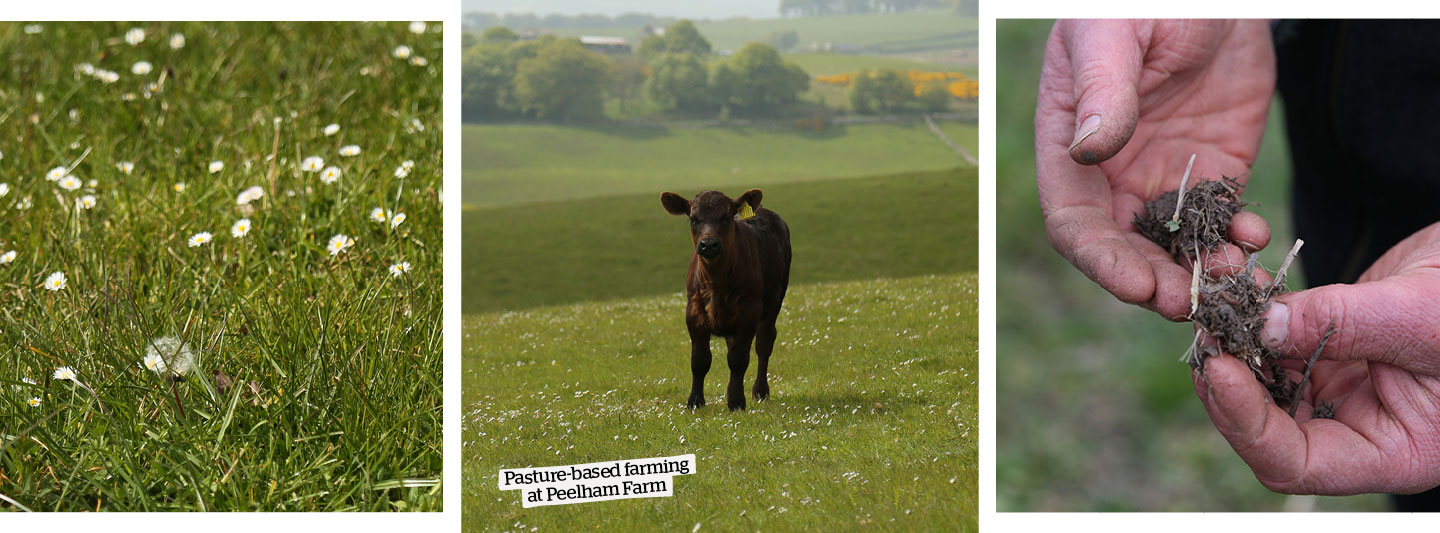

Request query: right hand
[{"left": 1035, "top": 19, "right": 1276, "bottom": 320}]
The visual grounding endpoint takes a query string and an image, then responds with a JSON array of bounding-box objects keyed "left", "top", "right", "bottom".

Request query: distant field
[
  {"left": 463, "top": 169, "right": 976, "bottom": 314},
  {"left": 464, "top": 272, "right": 978, "bottom": 531},
  {"left": 462, "top": 122, "right": 974, "bottom": 208},
  {"left": 786, "top": 52, "right": 977, "bottom": 77}
]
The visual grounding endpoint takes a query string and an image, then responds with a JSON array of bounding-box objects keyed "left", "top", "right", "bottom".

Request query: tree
[
  {"left": 512, "top": 39, "right": 610, "bottom": 120},
  {"left": 720, "top": 42, "right": 809, "bottom": 111},
  {"left": 608, "top": 55, "right": 649, "bottom": 113},
  {"left": 462, "top": 43, "right": 517, "bottom": 121},
  {"left": 848, "top": 69, "right": 916, "bottom": 114},
  {"left": 481, "top": 26, "right": 519, "bottom": 43},
  {"left": 766, "top": 30, "right": 799, "bottom": 52},
  {"left": 916, "top": 79, "right": 951, "bottom": 112},
  {"left": 646, "top": 53, "right": 710, "bottom": 111},
  {"left": 636, "top": 34, "right": 667, "bottom": 62},
  {"left": 663, "top": 20, "right": 712, "bottom": 57}
]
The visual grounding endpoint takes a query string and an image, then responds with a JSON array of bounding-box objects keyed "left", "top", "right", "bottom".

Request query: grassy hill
[
  {"left": 464, "top": 272, "right": 978, "bottom": 531},
  {"left": 463, "top": 169, "right": 976, "bottom": 314},
  {"left": 462, "top": 123, "right": 975, "bottom": 208}
]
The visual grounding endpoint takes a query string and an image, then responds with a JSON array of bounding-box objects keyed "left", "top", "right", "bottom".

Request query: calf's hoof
[
  {"left": 686, "top": 393, "right": 706, "bottom": 409},
  {"left": 727, "top": 397, "right": 746, "bottom": 411},
  {"left": 753, "top": 382, "right": 769, "bottom": 401}
]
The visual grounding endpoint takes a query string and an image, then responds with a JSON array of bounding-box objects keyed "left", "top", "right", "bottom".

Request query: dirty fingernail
[
  {"left": 1262, "top": 302, "right": 1289, "bottom": 349},
  {"left": 1069, "top": 113, "right": 1102, "bottom": 151}
]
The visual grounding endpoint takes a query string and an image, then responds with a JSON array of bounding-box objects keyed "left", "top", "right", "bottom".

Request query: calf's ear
[
  {"left": 660, "top": 192, "right": 690, "bottom": 216},
  {"left": 735, "top": 189, "right": 763, "bottom": 211}
]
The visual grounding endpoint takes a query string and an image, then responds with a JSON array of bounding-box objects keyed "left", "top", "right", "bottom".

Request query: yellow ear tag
[{"left": 736, "top": 201, "right": 756, "bottom": 220}]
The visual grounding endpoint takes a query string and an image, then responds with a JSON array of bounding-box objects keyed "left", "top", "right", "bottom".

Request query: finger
[
  {"left": 1055, "top": 20, "right": 1144, "bottom": 165},
  {"left": 1042, "top": 205, "right": 1155, "bottom": 304},
  {"left": 1193, "top": 353, "right": 1393, "bottom": 495},
  {"left": 1127, "top": 232, "right": 1191, "bottom": 320},
  {"left": 1229, "top": 211, "right": 1270, "bottom": 252},
  {"left": 1259, "top": 274, "right": 1440, "bottom": 374}
]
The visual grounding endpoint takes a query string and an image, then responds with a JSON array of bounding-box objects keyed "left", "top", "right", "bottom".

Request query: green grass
[
  {"left": 462, "top": 123, "right": 973, "bottom": 208},
  {"left": 994, "top": 19, "right": 1384, "bottom": 511},
  {"left": 0, "top": 22, "right": 442, "bottom": 511},
  {"left": 464, "top": 273, "right": 977, "bottom": 531},
  {"left": 786, "top": 52, "right": 977, "bottom": 78},
  {"left": 463, "top": 169, "right": 976, "bottom": 314}
]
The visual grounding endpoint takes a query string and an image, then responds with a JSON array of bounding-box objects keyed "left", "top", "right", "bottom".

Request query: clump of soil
[{"left": 1134, "top": 176, "right": 1245, "bottom": 260}]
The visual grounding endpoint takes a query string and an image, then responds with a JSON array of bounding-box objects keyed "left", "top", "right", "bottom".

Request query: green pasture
[
  {"left": 0, "top": 22, "right": 442, "bottom": 511},
  {"left": 465, "top": 272, "right": 977, "bottom": 531},
  {"left": 994, "top": 19, "right": 1385, "bottom": 511}
]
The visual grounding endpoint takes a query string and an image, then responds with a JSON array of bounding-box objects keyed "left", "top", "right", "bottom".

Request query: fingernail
[
  {"left": 1069, "top": 113, "right": 1102, "bottom": 151},
  {"left": 1262, "top": 302, "right": 1289, "bottom": 349}
]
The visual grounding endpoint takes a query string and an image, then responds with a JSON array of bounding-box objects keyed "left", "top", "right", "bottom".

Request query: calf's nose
[{"left": 697, "top": 237, "right": 722, "bottom": 258}]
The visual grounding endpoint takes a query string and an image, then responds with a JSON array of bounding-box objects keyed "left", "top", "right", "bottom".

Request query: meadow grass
[
  {"left": 0, "top": 22, "right": 442, "bottom": 511},
  {"left": 462, "top": 123, "right": 974, "bottom": 208},
  {"left": 994, "top": 19, "right": 1385, "bottom": 511},
  {"left": 463, "top": 169, "right": 976, "bottom": 314},
  {"left": 465, "top": 273, "right": 977, "bottom": 531}
]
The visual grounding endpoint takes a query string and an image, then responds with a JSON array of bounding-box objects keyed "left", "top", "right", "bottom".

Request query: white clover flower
[
  {"left": 117, "top": 161, "right": 134, "bottom": 174},
  {"left": 46, "top": 166, "right": 69, "bottom": 181},
  {"left": 327, "top": 234, "right": 355, "bottom": 256},
  {"left": 320, "top": 166, "right": 341, "bottom": 184},
  {"left": 369, "top": 207, "right": 389, "bottom": 223},
  {"left": 76, "top": 62, "right": 96, "bottom": 75},
  {"left": 188, "top": 232, "right": 212, "bottom": 247},
  {"left": 323, "top": 123, "right": 340, "bottom": 136},
  {"left": 146, "top": 337, "right": 195, "bottom": 377},
  {"left": 394, "top": 160, "right": 414, "bottom": 179},
  {"left": 208, "top": 160, "right": 224, "bottom": 174},
  {"left": 53, "top": 366, "right": 76, "bottom": 380},
  {"left": 24, "top": 24, "right": 43, "bottom": 34},
  {"left": 43, "top": 271, "right": 66, "bottom": 291},
  {"left": 132, "top": 61, "right": 152, "bottom": 75},
  {"left": 389, "top": 212, "right": 406, "bottom": 229},
  {"left": 406, "top": 119, "right": 424, "bottom": 133},
  {"left": 409, "top": 21, "right": 427, "bottom": 34},
  {"left": 174, "top": 183, "right": 186, "bottom": 193},
  {"left": 140, "top": 352, "right": 168, "bottom": 374},
  {"left": 410, "top": 56, "right": 428, "bottom": 67},
  {"left": 169, "top": 33, "right": 185, "bottom": 49},
  {"left": 26, "top": 397, "right": 41, "bottom": 408},
  {"left": 0, "top": 183, "right": 8, "bottom": 197},
  {"left": 300, "top": 156, "right": 324, "bottom": 172},
  {"left": 0, "top": 250, "right": 16, "bottom": 265},
  {"left": 125, "top": 27, "right": 145, "bottom": 46},
  {"left": 339, "top": 145, "right": 361, "bottom": 157},
  {"left": 58, "top": 176, "right": 82, "bottom": 191},
  {"left": 389, "top": 261, "right": 412, "bottom": 277},
  {"left": 78, "top": 195, "right": 96, "bottom": 209},
  {"left": 231, "top": 218, "right": 251, "bottom": 238},
  {"left": 393, "top": 45, "right": 412, "bottom": 59},
  {"left": 236, "top": 185, "right": 264, "bottom": 205}
]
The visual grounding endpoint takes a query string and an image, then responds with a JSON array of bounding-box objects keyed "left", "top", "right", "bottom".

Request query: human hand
[
  {"left": 1036, "top": 19, "right": 1276, "bottom": 320},
  {"left": 1195, "top": 221, "right": 1440, "bottom": 495}
]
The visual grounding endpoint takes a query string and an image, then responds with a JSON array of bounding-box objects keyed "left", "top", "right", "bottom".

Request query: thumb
[
  {"left": 1260, "top": 275, "right": 1440, "bottom": 375},
  {"left": 1057, "top": 20, "right": 1143, "bottom": 165}
]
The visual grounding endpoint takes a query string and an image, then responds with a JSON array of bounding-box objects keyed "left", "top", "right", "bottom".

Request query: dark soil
[{"left": 1134, "top": 177, "right": 1245, "bottom": 261}]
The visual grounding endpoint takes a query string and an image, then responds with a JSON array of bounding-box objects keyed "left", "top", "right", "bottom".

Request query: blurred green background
[{"left": 995, "top": 19, "right": 1386, "bottom": 512}]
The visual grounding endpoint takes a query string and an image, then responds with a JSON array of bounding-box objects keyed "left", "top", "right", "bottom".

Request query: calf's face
[{"left": 661, "top": 189, "right": 764, "bottom": 263}]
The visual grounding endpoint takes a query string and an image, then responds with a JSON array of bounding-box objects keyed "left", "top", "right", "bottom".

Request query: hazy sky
[{"left": 461, "top": 0, "right": 782, "bottom": 20}]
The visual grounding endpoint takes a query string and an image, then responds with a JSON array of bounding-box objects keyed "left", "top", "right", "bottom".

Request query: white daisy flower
[
  {"left": 125, "top": 27, "right": 145, "bottom": 46},
  {"left": 132, "top": 61, "right": 152, "bottom": 75},
  {"left": 369, "top": 207, "right": 389, "bottom": 223},
  {"left": 146, "top": 337, "right": 195, "bottom": 377},
  {"left": 327, "top": 234, "right": 354, "bottom": 256},
  {"left": 26, "top": 397, "right": 41, "bottom": 408},
  {"left": 389, "top": 212, "right": 406, "bottom": 229},
  {"left": 188, "top": 232, "right": 213, "bottom": 247},
  {"left": 169, "top": 33, "right": 185, "bottom": 49},
  {"left": 208, "top": 160, "right": 224, "bottom": 173},
  {"left": 121, "top": 92, "right": 137, "bottom": 101},
  {"left": 393, "top": 45, "right": 412, "bottom": 59},
  {"left": 140, "top": 352, "right": 168, "bottom": 374},
  {"left": 17, "top": 196, "right": 32, "bottom": 210},
  {"left": 406, "top": 119, "right": 424, "bottom": 133},
  {"left": 339, "top": 145, "right": 361, "bottom": 157},
  {"left": 323, "top": 123, "right": 340, "bottom": 136},
  {"left": 0, "top": 250, "right": 16, "bottom": 265},
  {"left": 174, "top": 183, "right": 187, "bottom": 193},
  {"left": 236, "top": 185, "right": 265, "bottom": 205},
  {"left": 76, "top": 63, "right": 96, "bottom": 75},
  {"left": 87, "top": 179, "right": 98, "bottom": 188},
  {"left": 300, "top": 156, "right": 324, "bottom": 172},
  {"left": 96, "top": 70, "right": 120, "bottom": 84},
  {"left": 24, "top": 24, "right": 43, "bottom": 34},
  {"left": 389, "top": 261, "right": 412, "bottom": 277},
  {"left": 117, "top": 161, "right": 134, "bottom": 174},
  {"left": 231, "top": 218, "right": 251, "bottom": 238},
  {"left": 394, "top": 160, "right": 414, "bottom": 178},
  {"left": 0, "top": 182, "right": 8, "bottom": 197},
  {"left": 46, "top": 166, "right": 69, "bottom": 181},
  {"left": 410, "top": 56, "right": 428, "bottom": 67},
  {"left": 43, "top": 271, "right": 66, "bottom": 291},
  {"left": 78, "top": 195, "right": 96, "bottom": 209},
  {"left": 320, "top": 166, "right": 341, "bottom": 184},
  {"left": 409, "top": 21, "right": 426, "bottom": 34},
  {"left": 58, "top": 176, "right": 82, "bottom": 191}
]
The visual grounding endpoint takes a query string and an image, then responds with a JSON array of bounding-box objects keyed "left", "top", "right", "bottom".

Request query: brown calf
[{"left": 661, "top": 189, "right": 791, "bottom": 411}]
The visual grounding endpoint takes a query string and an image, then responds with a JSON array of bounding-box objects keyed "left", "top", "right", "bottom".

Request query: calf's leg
[
  {"left": 753, "top": 321, "right": 777, "bottom": 401},
  {"left": 687, "top": 328, "right": 711, "bottom": 408},
  {"left": 725, "top": 331, "right": 755, "bottom": 411}
]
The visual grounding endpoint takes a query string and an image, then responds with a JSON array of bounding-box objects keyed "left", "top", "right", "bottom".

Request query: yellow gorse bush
[{"left": 816, "top": 70, "right": 979, "bottom": 100}]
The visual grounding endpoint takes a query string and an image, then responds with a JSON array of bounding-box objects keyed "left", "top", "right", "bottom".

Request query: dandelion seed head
[
  {"left": 146, "top": 337, "right": 196, "bottom": 377},
  {"left": 188, "top": 232, "right": 213, "bottom": 247}
]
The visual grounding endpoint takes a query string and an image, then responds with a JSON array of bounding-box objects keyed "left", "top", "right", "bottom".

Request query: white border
[{"left": 0, "top": 1, "right": 458, "bottom": 531}]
